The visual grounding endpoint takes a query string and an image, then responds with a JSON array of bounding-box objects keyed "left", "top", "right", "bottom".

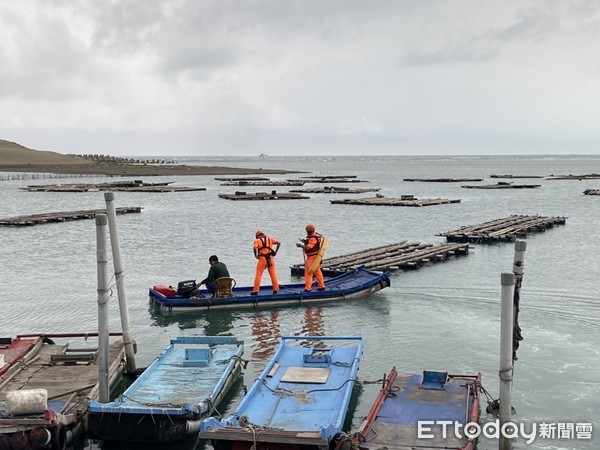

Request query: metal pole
[
  {"left": 499, "top": 272, "right": 515, "bottom": 450},
  {"left": 104, "top": 192, "right": 137, "bottom": 372},
  {"left": 95, "top": 214, "right": 110, "bottom": 403},
  {"left": 512, "top": 240, "right": 526, "bottom": 361}
]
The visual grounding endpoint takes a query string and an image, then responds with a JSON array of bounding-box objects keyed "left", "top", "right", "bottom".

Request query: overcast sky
[{"left": 2, "top": 1, "right": 600, "bottom": 157}]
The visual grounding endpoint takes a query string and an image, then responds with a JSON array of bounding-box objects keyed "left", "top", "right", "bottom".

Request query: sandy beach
[{"left": 0, "top": 140, "right": 293, "bottom": 176}]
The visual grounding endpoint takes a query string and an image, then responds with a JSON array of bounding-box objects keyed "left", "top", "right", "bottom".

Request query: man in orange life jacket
[
  {"left": 251, "top": 231, "right": 281, "bottom": 295},
  {"left": 296, "top": 224, "right": 325, "bottom": 292}
]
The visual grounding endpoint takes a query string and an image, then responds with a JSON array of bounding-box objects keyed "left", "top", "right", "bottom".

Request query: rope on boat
[
  {"left": 216, "top": 354, "right": 249, "bottom": 368},
  {"left": 257, "top": 378, "right": 294, "bottom": 396},
  {"left": 479, "top": 382, "right": 502, "bottom": 415},
  {"left": 237, "top": 414, "right": 284, "bottom": 450},
  {"left": 359, "top": 377, "right": 385, "bottom": 385},
  {"left": 307, "top": 377, "right": 356, "bottom": 394}
]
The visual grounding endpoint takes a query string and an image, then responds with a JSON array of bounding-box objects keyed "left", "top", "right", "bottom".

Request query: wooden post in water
[
  {"left": 499, "top": 272, "right": 515, "bottom": 450},
  {"left": 104, "top": 192, "right": 137, "bottom": 372},
  {"left": 95, "top": 213, "right": 110, "bottom": 403}
]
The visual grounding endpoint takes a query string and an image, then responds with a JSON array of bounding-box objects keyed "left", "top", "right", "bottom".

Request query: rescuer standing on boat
[
  {"left": 251, "top": 231, "right": 281, "bottom": 295},
  {"left": 296, "top": 224, "right": 326, "bottom": 292}
]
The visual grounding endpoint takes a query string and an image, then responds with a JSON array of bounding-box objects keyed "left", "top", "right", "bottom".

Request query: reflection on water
[
  {"left": 148, "top": 304, "right": 237, "bottom": 336},
  {"left": 301, "top": 306, "right": 325, "bottom": 336},
  {"left": 251, "top": 310, "right": 281, "bottom": 360},
  {"left": 4, "top": 155, "right": 600, "bottom": 450}
]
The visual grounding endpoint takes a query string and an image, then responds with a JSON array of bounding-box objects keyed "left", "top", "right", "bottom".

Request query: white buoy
[
  {"left": 499, "top": 272, "right": 515, "bottom": 450},
  {"left": 104, "top": 192, "right": 137, "bottom": 372},
  {"left": 95, "top": 213, "right": 110, "bottom": 403}
]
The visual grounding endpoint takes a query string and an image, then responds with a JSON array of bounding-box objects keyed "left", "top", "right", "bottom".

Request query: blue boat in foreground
[
  {"left": 353, "top": 367, "right": 482, "bottom": 450},
  {"left": 149, "top": 266, "right": 390, "bottom": 311},
  {"left": 200, "top": 335, "right": 363, "bottom": 450},
  {"left": 87, "top": 336, "right": 244, "bottom": 443}
]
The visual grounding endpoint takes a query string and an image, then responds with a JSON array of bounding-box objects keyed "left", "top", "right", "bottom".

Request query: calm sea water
[{"left": 1, "top": 155, "right": 598, "bottom": 450}]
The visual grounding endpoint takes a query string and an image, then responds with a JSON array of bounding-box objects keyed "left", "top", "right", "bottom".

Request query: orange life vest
[
  {"left": 256, "top": 236, "right": 277, "bottom": 257},
  {"left": 304, "top": 232, "right": 322, "bottom": 256}
]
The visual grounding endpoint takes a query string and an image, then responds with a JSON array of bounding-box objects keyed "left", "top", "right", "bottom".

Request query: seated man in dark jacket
[{"left": 197, "top": 255, "right": 230, "bottom": 294}]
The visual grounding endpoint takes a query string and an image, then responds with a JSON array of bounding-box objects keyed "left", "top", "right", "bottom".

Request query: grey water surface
[{"left": 1, "top": 155, "right": 598, "bottom": 449}]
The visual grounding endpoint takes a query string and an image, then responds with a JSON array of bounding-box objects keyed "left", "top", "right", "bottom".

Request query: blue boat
[
  {"left": 149, "top": 266, "right": 390, "bottom": 311},
  {"left": 353, "top": 367, "right": 482, "bottom": 450},
  {"left": 200, "top": 335, "right": 363, "bottom": 450},
  {"left": 87, "top": 336, "right": 245, "bottom": 443}
]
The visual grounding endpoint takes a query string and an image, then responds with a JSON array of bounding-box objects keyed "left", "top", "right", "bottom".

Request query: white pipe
[
  {"left": 104, "top": 192, "right": 137, "bottom": 372},
  {"left": 511, "top": 239, "right": 527, "bottom": 365},
  {"left": 95, "top": 213, "right": 110, "bottom": 403},
  {"left": 499, "top": 272, "right": 515, "bottom": 450},
  {"left": 512, "top": 240, "right": 526, "bottom": 278}
]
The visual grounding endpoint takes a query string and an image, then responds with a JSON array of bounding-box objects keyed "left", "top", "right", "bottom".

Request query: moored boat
[
  {"left": 353, "top": 367, "right": 482, "bottom": 450},
  {"left": 200, "top": 335, "right": 363, "bottom": 450},
  {"left": 0, "top": 333, "right": 126, "bottom": 450},
  {"left": 87, "top": 336, "right": 245, "bottom": 443},
  {"left": 149, "top": 266, "right": 390, "bottom": 311}
]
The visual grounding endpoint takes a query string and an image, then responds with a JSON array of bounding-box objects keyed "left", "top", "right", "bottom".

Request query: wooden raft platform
[
  {"left": 491, "top": 174, "right": 544, "bottom": 179},
  {"left": 299, "top": 175, "right": 357, "bottom": 179},
  {"left": 461, "top": 182, "right": 541, "bottom": 189},
  {"left": 218, "top": 191, "right": 309, "bottom": 201},
  {"left": 0, "top": 207, "right": 142, "bottom": 227},
  {"left": 290, "top": 186, "right": 381, "bottom": 194},
  {"left": 438, "top": 214, "right": 567, "bottom": 243},
  {"left": 214, "top": 177, "right": 270, "bottom": 181},
  {"left": 584, "top": 189, "right": 600, "bottom": 196},
  {"left": 291, "top": 178, "right": 370, "bottom": 183},
  {"left": 546, "top": 173, "right": 600, "bottom": 180},
  {"left": 220, "top": 180, "right": 305, "bottom": 186},
  {"left": 330, "top": 195, "right": 460, "bottom": 207},
  {"left": 403, "top": 177, "right": 482, "bottom": 182},
  {"left": 22, "top": 180, "right": 205, "bottom": 192},
  {"left": 290, "top": 241, "right": 469, "bottom": 276}
]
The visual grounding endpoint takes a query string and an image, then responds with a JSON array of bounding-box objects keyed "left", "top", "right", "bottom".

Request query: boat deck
[
  {"left": 201, "top": 336, "right": 363, "bottom": 447},
  {"left": 0, "top": 336, "right": 125, "bottom": 416},
  {"left": 91, "top": 337, "right": 243, "bottom": 415},
  {"left": 150, "top": 267, "right": 390, "bottom": 310},
  {"left": 356, "top": 369, "right": 481, "bottom": 450}
]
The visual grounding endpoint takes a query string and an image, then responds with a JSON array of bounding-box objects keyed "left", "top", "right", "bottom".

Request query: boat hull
[
  {"left": 149, "top": 266, "right": 390, "bottom": 311},
  {"left": 0, "top": 334, "right": 126, "bottom": 450},
  {"left": 88, "top": 336, "right": 244, "bottom": 443}
]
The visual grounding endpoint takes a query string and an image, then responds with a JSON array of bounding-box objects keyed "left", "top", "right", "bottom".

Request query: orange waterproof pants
[
  {"left": 304, "top": 255, "right": 325, "bottom": 290},
  {"left": 253, "top": 257, "right": 279, "bottom": 292}
]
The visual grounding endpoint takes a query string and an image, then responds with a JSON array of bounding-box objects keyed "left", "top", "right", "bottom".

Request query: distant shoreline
[
  {"left": 0, "top": 163, "right": 295, "bottom": 176},
  {"left": 0, "top": 140, "right": 297, "bottom": 176}
]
